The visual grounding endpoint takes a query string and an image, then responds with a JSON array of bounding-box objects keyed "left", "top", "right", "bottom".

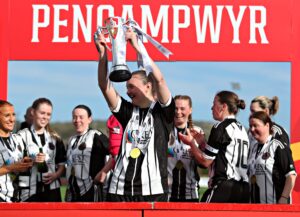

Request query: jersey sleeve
[
  {"left": 204, "top": 123, "right": 231, "bottom": 160},
  {"left": 274, "top": 127, "right": 290, "bottom": 147},
  {"left": 112, "top": 97, "right": 134, "bottom": 130},
  {"left": 274, "top": 144, "right": 296, "bottom": 176},
  {"left": 89, "top": 133, "right": 110, "bottom": 179},
  {"left": 160, "top": 97, "right": 175, "bottom": 124},
  {"left": 55, "top": 139, "right": 66, "bottom": 165}
]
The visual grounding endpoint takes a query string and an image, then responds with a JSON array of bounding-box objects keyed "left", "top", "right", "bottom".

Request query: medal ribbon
[
  {"left": 173, "top": 127, "right": 187, "bottom": 160},
  {"left": 127, "top": 101, "right": 156, "bottom": 156}
]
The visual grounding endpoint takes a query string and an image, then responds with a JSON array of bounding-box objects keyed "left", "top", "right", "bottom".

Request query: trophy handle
[{"left": 94, "top": 26, "right": 112, "bottom": 52}]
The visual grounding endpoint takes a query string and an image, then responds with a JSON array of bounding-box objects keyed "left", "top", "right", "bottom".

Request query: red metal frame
[{"left": 0, "top": 0, "right": 300, "bottom": 209}]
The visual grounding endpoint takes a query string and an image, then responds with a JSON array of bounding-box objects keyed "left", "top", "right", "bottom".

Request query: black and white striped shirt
[
  {"left": 271, "top": 122, "right": 289, "bottom": 146},
  {"left": 248, "top": 135, "right": 296, "bottom": 203},
  {"left": 66, "top": 129, "right": 109, "bottom": 200},
  {"left": 167, "top": 126, "right": 202, "bottom": 200},
  {"left": 109, "top": 97, "right": 175, "bottom": 196},
  {"left": 203, "top": 116, "right": 250, "bottom": 187},
  {"left": 0, "top": 134, "right": 24, "bottom": 202},
  {"left": 18, "top": 126, "right": 66, "bottom": 201}
]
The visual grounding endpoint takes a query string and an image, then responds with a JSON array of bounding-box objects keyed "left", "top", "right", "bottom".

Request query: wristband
[{"left": 281, "top": 195, "right": 289, "bottom": 200}]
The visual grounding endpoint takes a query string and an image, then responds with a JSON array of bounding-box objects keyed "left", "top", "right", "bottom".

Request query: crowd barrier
[{"left": 1, "top": 202, "right": 300, "bottom": 217}]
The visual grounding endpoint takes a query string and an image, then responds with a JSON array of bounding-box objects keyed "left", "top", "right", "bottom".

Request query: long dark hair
[{"left": 216, "top": 90, "right": 245, "bottom": 115}]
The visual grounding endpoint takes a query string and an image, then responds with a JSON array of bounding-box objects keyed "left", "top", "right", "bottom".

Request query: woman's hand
[
  {"left": 179, "top": 128, "right": 197, "bottom": 147},
  {"left": 42, "top": 172, "right": 58, "bottom": 185},
  {"left": 278, "top": 196, "right": 289, "bottom": 204},
  {"left": 94, "top": 169, "right": 107, "bottom": 185},
  {"left": 94, "top": 31, "right": 107, "bottom": 58},
  {"left": 125, "top": 28, "right": 141, "bottom": 53},
  {"left": 7, "top": 161, "right": 33, "bottom": 173},
  {"left": 190, "top": 128, "right": 207, "bottom": 150},
  {"left": 35, "top": 153, "right": 46, "bottom": 163}
]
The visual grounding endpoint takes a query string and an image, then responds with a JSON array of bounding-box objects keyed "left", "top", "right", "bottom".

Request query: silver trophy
[
  {"left": 95, "top": 17, "right": 173, "bottom": 82},
  {"left": 100, "top": 17, "right": 131, "bottom": 82}
]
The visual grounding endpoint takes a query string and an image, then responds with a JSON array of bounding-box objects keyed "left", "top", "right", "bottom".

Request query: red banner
[
  {"left": 8, "top": 0, "right": 293, "bottom": 61},
  {"left": 1, "top": 0, "right": 300, "bottom": 204}
]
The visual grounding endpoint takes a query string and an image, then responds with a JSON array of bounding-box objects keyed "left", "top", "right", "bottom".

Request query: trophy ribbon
[
  {"left": 136, "top": 36, "right": 153, "bottom": 74},
  {"left": 126, "top": 19, "right": 173, "bottom": 59},
  {"left": 125, "top": 19, "right": 173, "bottom": 74}
]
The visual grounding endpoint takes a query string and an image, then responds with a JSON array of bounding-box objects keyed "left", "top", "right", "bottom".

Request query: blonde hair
[{"left": 251, "top": 96, "right": 279, "bottom": 116}]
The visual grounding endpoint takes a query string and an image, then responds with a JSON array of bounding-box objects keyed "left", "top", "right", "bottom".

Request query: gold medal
[
  {"left": 176, "top": 160, "right": 184, "bottom": 170},
  {"left": 251, "top": 175, "right": 256, "bottom": 184},
  {"left": 9, "top": 173, "right": 17, "bottom": 181},
  {"left": 130, "top": 148, "right": 141, "bottom": 159}
]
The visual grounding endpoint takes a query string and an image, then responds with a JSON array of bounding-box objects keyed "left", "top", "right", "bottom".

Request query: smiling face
[
  {"left": 249, "top": 117, "right": 270, "bottom": 144},
  {"left": 32, "top": 103, "right": 52, "bottom": 132},
  {"left": 0, "top": 104, "right": 15, "bottom": 136},
  {"left": 174, "top": 98, "right": 192, "bottom": 128},
  {"left": 72, "top": 108, "right": 92, "bottom": 135},
  {"left": 126, "top": 73, "right": 152, "bottom": 107}
]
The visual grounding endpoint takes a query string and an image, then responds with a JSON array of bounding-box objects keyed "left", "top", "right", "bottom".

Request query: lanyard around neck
[
  {"left": 133, "top": 101, "right": 156, "bottom": 148},
  {"left": 0, "top": 136, "right": 15, "bottom": 152}
]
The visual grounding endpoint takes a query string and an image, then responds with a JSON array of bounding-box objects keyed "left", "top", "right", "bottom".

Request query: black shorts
[
  {"left": 25, "top": 188, "right": 62, "bottom": 202},
  {"left": 201, "top": 179, "right": 250, "bottom": 203}
]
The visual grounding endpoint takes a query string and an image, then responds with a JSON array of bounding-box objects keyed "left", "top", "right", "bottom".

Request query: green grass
[
  {"left": 199, "top": 187, "right": 207, "bottom": 201},
  {"left": 60, "top": 185, "right": 67, "bottom": 202}
]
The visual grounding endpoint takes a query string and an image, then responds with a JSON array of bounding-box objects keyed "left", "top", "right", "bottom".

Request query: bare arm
[
  {"left": 278, "top": 174, "right": 297, "bottom": 204},
  {"left": 94, "top": 157, "right": 115, "bottom": 184},
  {"left": 43, "top": 164, "right": 65, "bottom": 185},
  {"left": 125, "top": 29, "right": 171, "bottom": 104},
  {"left": 95, "top": 32, "right": 120, "bottom": 110},
  {"left": 0, "top": 161, "right": 33, "bottom": 176},
  {"left": 179, "top": 129, "right": 213, "bottom": 168}
]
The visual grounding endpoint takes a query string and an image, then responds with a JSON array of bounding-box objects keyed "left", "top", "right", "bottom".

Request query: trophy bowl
[
  {"left": 109, "top": 64, "right": 132, "bottom": 82},
  {"left": 104, "top": 17, "right": 132, "bottom": 82}
]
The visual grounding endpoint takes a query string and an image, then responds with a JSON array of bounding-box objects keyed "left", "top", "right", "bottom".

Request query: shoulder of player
[
  {"left": 88, "top": 129, "right": 105, "bottom": 137},
  {"left": 11, "top": 133, "right": 24, "bottom": 144},
  {"left": 17, "top": 127, "right": 31, "bottom": 136},
  {"left": 212, "top": 118, "right": 234, "bottom": 129},
  {"left": 270, "top": 138, "right": 286, "bottom": 150}
]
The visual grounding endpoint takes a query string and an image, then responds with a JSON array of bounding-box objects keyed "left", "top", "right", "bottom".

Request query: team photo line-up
[{"left": 0, "top": 29, "right": 296, "bottom": 203}]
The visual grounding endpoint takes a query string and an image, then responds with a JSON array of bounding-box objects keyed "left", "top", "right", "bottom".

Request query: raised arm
[
  {"left": 94, "top": 32, "right": 120, "bottom": 110},
  {"left": 125, "top": 29, "right": 171, "bottom": 104}
]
